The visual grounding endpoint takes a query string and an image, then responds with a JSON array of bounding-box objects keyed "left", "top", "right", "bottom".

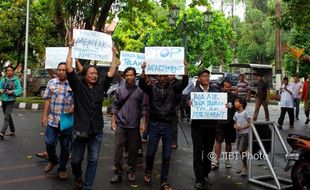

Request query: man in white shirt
[
  {"left": 291, "top": 75, "right": 302, "bottom": 120},
  {"left": 278, "top": 77, "right": 294, "bottom": 129}
]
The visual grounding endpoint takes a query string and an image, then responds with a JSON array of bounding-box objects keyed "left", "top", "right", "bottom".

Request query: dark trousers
[
  {"left": 145, "top": 122, "right": 172, "bottom": 183},
  {"left": 114, "top": 127, "right": 139, "bottom": 175},
  {"left": 191, "top": 124, "right": 216, "bottom": 183},
  {"left": 278, "top": 107, "right": 294, "bottom": 126},
  {"left": 45, "top": 125, "right": 72, "bottom": 171},
  {"left": 253, "top": 98, "right": 269, "bottom": 121},
  {"left": 1, "top": 101, "right": 15, "bottom": 134},
  {"left": 171, "top": 116, "right": 178, "bottom": 146},
  {"left": 294, "top": 98, "right": 300, "bottom": 119}
]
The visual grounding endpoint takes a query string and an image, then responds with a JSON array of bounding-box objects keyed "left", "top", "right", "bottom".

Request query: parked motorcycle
[{"left": 285, "top": 134, "right": 310, "bottom": 190}]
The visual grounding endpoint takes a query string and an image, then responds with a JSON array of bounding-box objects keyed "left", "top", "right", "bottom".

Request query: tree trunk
[
  {"left": 55, "top": 0, "right": 66, "bottom": 40},
  {"left": 95, "top": 0, "right": 115, "bottom": 31}
]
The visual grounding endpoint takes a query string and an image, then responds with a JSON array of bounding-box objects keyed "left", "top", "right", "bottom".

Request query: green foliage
[
  {"left": 113, "top": 4, "right": 235, "bottom": 76},
  {"left": 282, "top": 0, "right": 310, "bottom": 31}
]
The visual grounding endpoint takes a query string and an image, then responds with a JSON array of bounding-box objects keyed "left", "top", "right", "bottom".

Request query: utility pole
[
  {"left": 275, "top": 0, "right": 282, "bottom": 91},
  {"left": 23, "top": 0, "right": 30, "bottom": 99}
]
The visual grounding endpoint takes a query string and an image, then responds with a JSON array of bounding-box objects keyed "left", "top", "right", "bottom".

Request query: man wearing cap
[
  {"left": 237, "top": 73, "right": 251, "bottom": 102},
  {"left": 253, "top": 73, "right": 270, "bottom": 121},
  {"left": 189, "top": 68, "right": 219, "bottom": 190}
]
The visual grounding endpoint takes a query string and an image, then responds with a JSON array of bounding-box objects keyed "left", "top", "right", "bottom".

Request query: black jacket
[{"left": 139, "top": 76, "right": 188, "bottom": 123}]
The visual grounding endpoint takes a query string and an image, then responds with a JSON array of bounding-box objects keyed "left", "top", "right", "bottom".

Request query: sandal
[
  {"left": 144, "top": 172, "right": 152, "bottom": 183},
  {"left": 6, "top": 132, "right": 15, "bottom": 136},
  {"left": 160, "top": 183, "right": 172, "bottom": 190},
  {"left": 35, "top": 151, "right": 49, "bottom": 160}
]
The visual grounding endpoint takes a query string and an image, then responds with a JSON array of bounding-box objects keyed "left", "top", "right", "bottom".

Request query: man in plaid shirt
[{"left": 41, "top": 62, "right": 74, "bottom": 180}]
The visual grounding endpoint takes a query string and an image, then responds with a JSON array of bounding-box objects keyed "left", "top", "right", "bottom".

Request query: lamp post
[
  {"left": 23, "top": 0, "right": 30, "bottom": 99},
  {"left": 168, "top": 6, "right": 212, "bottom": 62}
]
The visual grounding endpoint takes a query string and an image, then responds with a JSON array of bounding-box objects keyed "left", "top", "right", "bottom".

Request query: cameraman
[{"left": 0, "top": 66, "right": 22, "bottom": 140}]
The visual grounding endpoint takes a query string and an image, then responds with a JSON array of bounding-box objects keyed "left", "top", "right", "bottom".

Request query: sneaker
[
  {"left": 225, "top": 160, "right": 232, "bottom": 168},
  {"left": 211, "top": 161, "right": 219, "bottom": 170},
  {"left": 44, "top": 162, "right": 58, "bottom": 173},
  {"left": 305, "top": 119, "right": 309, "bottom": 124},
  {"left": 74, "top": 177, "right": 83, "bottom": 190},
  {"left": 127, "top": 172, "right": 136, "bottom": 182},
  {"left": 289, "top": 125, "right": 294, "bottom": 129},
  {"left": 296, "top": 117, "right": 299, "bottom": 120},
  {"left": 58, "top": 171, "right": 68, "bottom": 180},
  {"left": 110, "top": 174, "right": 122, "bottom": 184}
]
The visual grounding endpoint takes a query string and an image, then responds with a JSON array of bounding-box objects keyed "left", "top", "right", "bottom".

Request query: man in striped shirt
[{"left": 236, "top": 73, "right": 251, "bottom": 103}]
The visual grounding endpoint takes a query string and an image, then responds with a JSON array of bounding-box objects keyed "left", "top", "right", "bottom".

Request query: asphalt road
[{"left": 0, "top": 103, "right": 309, "bottom": 190}]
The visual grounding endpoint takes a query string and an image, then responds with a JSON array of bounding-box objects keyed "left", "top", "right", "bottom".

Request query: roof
[{"left": 230, "top": 63, "right": 272, "bottom": 69}]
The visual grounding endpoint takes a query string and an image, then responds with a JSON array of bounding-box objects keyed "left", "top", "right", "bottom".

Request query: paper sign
[
  {"left": 190, "top": 92, "right": 227, "bottom": 120},
  {"left": 73, "top": 29, "right": 112, "bottom": 62},
  {"left": 119, "top": 51, "right": 145, "bottom": 73},
  {"left": 45, "top": 47, "right": 71, "bottom": 69},
  {"left": 145, "top": 47, "right": 184, "bottom": 75}
]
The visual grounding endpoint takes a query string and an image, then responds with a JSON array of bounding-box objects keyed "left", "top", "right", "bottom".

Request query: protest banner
[
  {"left": 190, "top": 92, "right": 227, "bottom": 120},
  {"left": 45, "top": 47, "right": 75, "bottom": 69},
  {"left": 73, "top": 29, "right": 112, "bottom": 62},
  {"left": 145, "top": 47, "right": 184, "bottom": 75},
  {"left": 119, "top": 51, "right": 145, "bottom": 73}
]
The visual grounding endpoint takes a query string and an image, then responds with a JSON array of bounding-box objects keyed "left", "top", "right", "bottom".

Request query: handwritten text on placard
[
  {"left": 73, "top": 29, "right": 112, "bottom": 62},
  {"left": 145, "top": 47, "right": 184, "bottom": 75},
  {"left": 119, "top": 51, "right": 145, "bottom": 73},
  {"left": 191, "top": 92, "right": 227, "bottom": 120}
]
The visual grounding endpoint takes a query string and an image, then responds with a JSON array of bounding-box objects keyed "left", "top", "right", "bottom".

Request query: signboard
[
  {"left": 190, "top": 92, "right": 227, "bottom": 120},
  {"left": 45, "top": 47, "right": 74, "bottom": 69},
  {"left": 145, "top": 47, "right": 184, "bottom": 75},
  {"left": 73, "top": 29, "right": 112, "bottom": 62},
  {"left": 119, "top": 51, "right": 145, "bottom": 73}
]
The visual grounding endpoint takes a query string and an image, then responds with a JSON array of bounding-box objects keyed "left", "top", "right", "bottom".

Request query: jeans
[
  {"left": 114, "top": 127, "right": 139, "bottom": 175},
  {"left": 71, "top": 132, "right": 103, "bottom": 190},
  {"left": 294, "top": 98, "right": 300, "bottom": 119},
  {"left": 191, "top": 125, "right": 216, "bottom": 183},
  {"left": 145, "top": 122, "right": 172, "bottom": 183},
  {"left": 45, "top": 125, "right": 72, "bottom": 172},
  {"left": 1, "top": 101, "right": 15, "bottom": 134}
]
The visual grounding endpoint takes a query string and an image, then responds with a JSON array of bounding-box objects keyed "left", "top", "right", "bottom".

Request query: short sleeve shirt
[
  {"left": 43, "top": 78, "right": 74, "bottom": 128},
  {"left": 256, "top": 80, "right": 269, "bottom": 100},
  {"left": 233, "top": 110, "right": 250, "bottom": 134}
]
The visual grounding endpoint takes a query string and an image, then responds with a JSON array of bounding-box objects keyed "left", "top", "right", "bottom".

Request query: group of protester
[{"left": 0, "top": 42, "right": 307, "bottom": 190}]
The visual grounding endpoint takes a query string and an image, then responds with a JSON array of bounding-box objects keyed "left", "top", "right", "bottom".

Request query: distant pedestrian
[
  {"left": 252, "top": 73, "right": 270, "bottom": 121},
  {"left": 41, "top": 62, "right": 74, "bottom": 180},
  {"left": 301, "top": 73, "right": 310, "bottom": 124},
  {"left": 189, "top": 68, "right": 218, "bottom": 190},
  {"left": 110, "top": 67, "right": 147, "bottom": 183},
  {"left": 277, "top": 77, "right": 294, "bottom": 129},
  {"left": 233, "top": 97, "right": 251, "bottom": 177},
  {"left": 139, "top": 62, "right": 188, "bottom": 190},
  {"left": 0, "top": 66, "right": 22, "bottom": 140},
  {"left": 212, "top": 80, "right": 237, "bottom": 170},
  {"left": 292, "top": 75, "right": 302, "bottom": 120},
  {"left": 66, "top": 39, "right": 117, "bottom": 190},
  {"left": 236, "top": 73, "right": 251, "bottom": 102}
]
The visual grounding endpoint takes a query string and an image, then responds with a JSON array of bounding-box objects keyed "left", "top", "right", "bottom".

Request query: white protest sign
[
  {"left": 119, "top": 51, "right": 145, "bottom": 73},
  {"left": 45, "top": 47, "right": 76, "bottom": 69},
  {"left": 145, "top": 47, "right": 184, "bottom": 75},
  {"left": 73, "top": 29, "right": 112, "bottom": 62},
  {"left": 190, "top": 92, "right": 227, "bottom": 120}
]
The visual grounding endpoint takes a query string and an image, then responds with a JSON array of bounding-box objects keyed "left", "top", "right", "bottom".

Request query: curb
[{"left": 0, "top": 102, "right": 111, "bottom": 114}]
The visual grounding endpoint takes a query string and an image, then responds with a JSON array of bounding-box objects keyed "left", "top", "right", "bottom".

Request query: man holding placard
[
  {"left": 189, "top": 68, "right": 220, "bottom": 190},
  {"left": 139, "top": 60, "right": 188, "bottom": 190}
]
